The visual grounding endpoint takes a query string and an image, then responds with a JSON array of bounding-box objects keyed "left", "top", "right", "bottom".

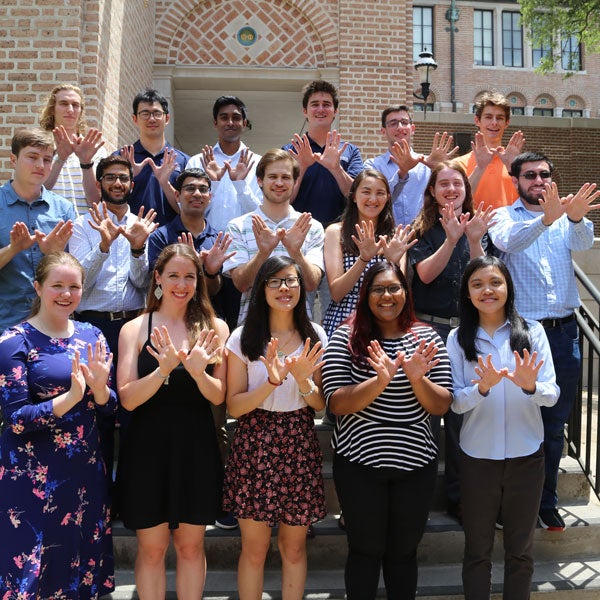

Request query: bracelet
[
  {"left": 131, "top": 244, "right": 146, "bottom": 257},
  {"left": 80, "top": 162, "right": 94, "bottom": 170},
  {"left": 567, "top": 216, "right": 583, "bottom": 224},
  {"left": 358, "top": 255, "right": 369, "bottom": 263},
  {"left": 154, "top": 367, "right": 170, "bottom": 385},
  {"left": 204, "top": 267, "right": 220, "bottom": 279},
  {"left": 298, "top": 379, "right": 318, "bottom": 398},
  {"left": 267, "top": 376, "right": 283, "bottom": 387}
]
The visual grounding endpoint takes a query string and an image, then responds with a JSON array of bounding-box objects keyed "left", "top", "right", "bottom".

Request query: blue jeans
[{"left": 540, "top": 319, "right": 580, "bottom": 510}]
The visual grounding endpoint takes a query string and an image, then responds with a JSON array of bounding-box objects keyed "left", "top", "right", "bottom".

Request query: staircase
[{"left": 107, "top": 416, "right": 600, "bottom": 599}]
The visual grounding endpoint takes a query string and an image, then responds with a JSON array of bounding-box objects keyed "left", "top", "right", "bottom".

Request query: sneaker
[
  {"left": 538, "top": 508, "right": 565, "bottom": 531},
  {"left": 215, "top": 512, "right": 239, "bottom": 530}
]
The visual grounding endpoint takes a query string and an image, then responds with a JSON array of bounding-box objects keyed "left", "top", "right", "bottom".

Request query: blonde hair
[{"left": 39, "top": 84, "right": 87, "bottom": 135}]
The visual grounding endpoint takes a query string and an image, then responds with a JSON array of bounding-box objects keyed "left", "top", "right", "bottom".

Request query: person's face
[
  {"left": 264, "top": 265, "right": 301, "bottom": 312},
  {"left": 354, "top": 176, "right": 389, "bottom": 221},
  {"left": 380, "top": 110, "right": 415, "bottom": 147},
  {"left": 474, "top": 104, "right": 509, "bottom": 147},
  {"left": 367, "top": 270, "right": 406, "bottom": 325},
  {"left": 467, "top": 265, "right": 508, "bottom": 320},
  {"left": 11, "top": 145, "right": 54, "bottom": 188},
  {"left": 34, "top": 264, "right": 83, "bottom": 318},
  {"left": 176, "top": 177, "right": 211, "bottom": 218},
  {"left": 53, "top": 89, "right": 82, "bottom": 130},
  {"left": 214, "top": 104, "right": 246, "bottom": 144},
  {"left": 513, "top": 160, "right": 553, "bottom": 207},
  {"left": 97, "top": 163, "right": 133, "bottom": 206},
  {"left": 133, "top": 101, "right": 169, "bottom": 138},
  {"left": 430, "top": 167, "right": 466, "bottom": 212},
  {"left": 155, "top": 255, "right": 197, "bottom": 305},
  {"left": 257, "top": 159, "right": 295, "bottom": 205},
  {"left": 303, "top": 92, "right": 337, "bottom": 128}
]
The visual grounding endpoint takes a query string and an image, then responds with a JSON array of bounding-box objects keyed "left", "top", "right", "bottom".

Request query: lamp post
[{"left": 413, "top": 48, "right": 438, "bottom": 119}]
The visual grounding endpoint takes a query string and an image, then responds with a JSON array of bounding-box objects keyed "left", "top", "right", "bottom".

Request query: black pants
[
  {"left": 460, "top": 446, "right": 544, "bottom": 600},
  {"left": 333, "top": 453, "right": 437, "bottom": 600}
]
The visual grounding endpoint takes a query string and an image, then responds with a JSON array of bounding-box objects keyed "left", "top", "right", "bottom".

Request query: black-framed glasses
[
  {"left": 137, "top": 110, "right": 166, "bottom": 120},
  {"left": 385, "top": 119, "right": 412, "bottom": 128},
  {"left": 99, "top": 174, "right": 131, "bottom": 184},
  {"left": 369, "top": 284, "right": 404, "bottom": 296},
  {"left": 265, "top": 276, "right": 300, "bottom": 289},
  {"left": 520, "top": 170, "right": 552, "bottom": 180},
  {"left": 181, "top": 184, "right": 210, "bottom": 194}
]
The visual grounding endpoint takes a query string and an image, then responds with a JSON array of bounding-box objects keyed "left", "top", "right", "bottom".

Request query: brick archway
[{"left": 155, "top": 0, "right": 337, "bottom": 68}]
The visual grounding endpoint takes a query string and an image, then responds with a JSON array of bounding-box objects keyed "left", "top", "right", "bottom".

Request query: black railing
[{"left": 568, "top": 261, "right": 600, "bottom": 500}]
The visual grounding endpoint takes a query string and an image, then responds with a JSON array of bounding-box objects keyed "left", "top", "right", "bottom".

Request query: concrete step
[
  {"left": 112, "top": 498, "right": 600, "bottom": 570},
  {"left": 105, "top": 557, "right": 600, "bottom": 599}
]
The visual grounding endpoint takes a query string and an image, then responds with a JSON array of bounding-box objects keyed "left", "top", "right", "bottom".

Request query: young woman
[
  {"left": 323, "top": 168, "right": 415, "bottom": 339},
  {"left": 224, "top": 255, "right": 327, "bottom": 600},
  {"left": 322, "top": 261, "right": 453, "bottom": 600},
  {"left": 0, "top": 252, "right": 116, "bottom": 598},
  {"left": 446, "top": 255, "right": 559, "bottom": 600},
  {"left": 116, "top": 243, "right": 229, "bottom": 600},
  {"left": 409, "top": 159, "right": 493, "bottom": 522}
]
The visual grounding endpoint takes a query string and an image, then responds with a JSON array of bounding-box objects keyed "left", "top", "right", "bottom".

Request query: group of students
[{"left": 0, "top": 81, "right": 597, "bottom": 600}]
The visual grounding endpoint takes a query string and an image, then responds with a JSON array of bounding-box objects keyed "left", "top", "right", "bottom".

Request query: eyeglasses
[
  {"left": 369, "top": 284, "right": 404, "bottom": 295},
  {"left": 181, "top": 184, "right": 210, "bottom": 194},
  {"left": 99, "top": 174, "right": 131, "bottom": 183},
  {"left": 136, "top": 110, "right": 166, "bottom": 120},
  {"left": 265, "top": 276, "right": 300, "bottom": 289},
  {"left": 385, "top": 119, "right": 412, "bottom": 128},
  {"left": 520, "top": 170, "right": 552, "bottom": 180}
]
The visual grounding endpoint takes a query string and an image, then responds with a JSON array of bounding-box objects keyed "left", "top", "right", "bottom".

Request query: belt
[
  {"left": 77, "top": 309, "right": 140, "bottom": 322},
  {"left": 538, "top": 313, "right": 575, "bottom": 329},
  {"left": 415, "top": 312, "right": 460, "bottom": 327}
]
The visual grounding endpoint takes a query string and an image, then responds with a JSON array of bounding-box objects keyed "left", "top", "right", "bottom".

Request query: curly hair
[
  {"left": 412, "top": 159, "right": 474, "bottom": 237},
  {"left": 39, "top": 84, "right": 87, "bottom": 135}
]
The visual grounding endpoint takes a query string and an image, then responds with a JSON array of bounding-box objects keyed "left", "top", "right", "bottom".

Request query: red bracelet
[{"left": 267, "top": 377, "right": 283, "bottom": 386}]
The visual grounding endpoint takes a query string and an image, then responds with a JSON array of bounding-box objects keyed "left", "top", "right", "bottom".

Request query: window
[
  {"left": 533, "top": 108, "right": 554, "bottom": 116},
  {"left": 413, "top": 7, "right": 433, "bottom": 62},
  {"left": 502, "top": 12, "right": 523, "bottom": 67},
  {"left": 511, "top": 107, "right": 525, "bottom": 116},
  {"left": 413, "top": 102, "right": 435, "bottom": 113},
  {"left": 562, "top": 109, "right": 583, "bottom": 117},
  {"left": 561, "top": 34, "right": 582, "bottom": 71},
  {"left": 531, "top": 33, "right": 552, "bottom": 68},
  {"left": 474, "top": 10, "right": 494, "bottom": 66}
]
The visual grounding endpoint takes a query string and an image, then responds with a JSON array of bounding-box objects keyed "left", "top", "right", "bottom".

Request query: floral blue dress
[{"left": 0, "top": 321, "right": 116, "bottom": 599}]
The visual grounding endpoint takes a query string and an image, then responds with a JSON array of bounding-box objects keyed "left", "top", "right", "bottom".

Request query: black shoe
[
  {"left": 338, "top": 513, "right": 346, "bottom": 531},
  {"left": 538, "top": 508, "right": 565, "bottom": 531},
  {"left": 447, "top": 501, "right": 462, "bottom": 525},
  {"left": 215, "top": 512, "right": 239, "bottom": 530},
  {"left": 495, "top": 512, "right": 503, "bottom": 530}
]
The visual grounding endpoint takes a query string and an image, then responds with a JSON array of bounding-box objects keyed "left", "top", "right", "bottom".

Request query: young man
[
  {"left": 187, "top": 96, "right": 262, "bottom": 328},
  {"left": 39, "top": 83, "right": 107, "bottom": 214},
  {"left": 118, "top": 89, "right": 189, "bottom": 226},
  {"left": 365, "top": 105, "right": 458, "bottom": 225},
  {"left": 223, "top": 149, "right": 324, "bottom": 326},
  {"left": 455, "top": 91, "right": 525, "bottom": 210},
  {"left": 0, "top": 128, "right": 76, "bottom": 332},
  {"left": 489, "top": 151, "right": 600, "bottom": 531}
]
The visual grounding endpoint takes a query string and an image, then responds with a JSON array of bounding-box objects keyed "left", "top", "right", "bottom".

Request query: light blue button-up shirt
[
  {"left": 488, "top": 199, "right": 594, "bottom": 319},
  {"left": 447, "top": 319, "right": 558, "bottom": 460}
]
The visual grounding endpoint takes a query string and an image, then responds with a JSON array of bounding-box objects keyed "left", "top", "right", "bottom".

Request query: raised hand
[
  {"left": 259, "top": 337, "right": 289, "bottom": 386},
  {"left": 470, "top": 131, "right": 494, "bottom": 170},
  {"left": 200, "top": 145, "right": 227, "bottom": 181},
  {"left": 540, "top": 182, "right": 567, "bottom": 225},
  {"left": 179, "top": 329, "right": 221, "bottom": 378},
  {"left": 72, "top": 128, "right": 105, "bottom": 163},
  {"left": 366, "top": 339, "right": 403, "bottom": 386},
  {"left": 564, "top": 181, "right": 600, "bottom": 223},
  {"left": 424, "top": 132, "right": 459, "bottom": 168},
  {"left": 122, "top": 206, "right": 158, "bottom": 249},
  {"left": 505, "top": 349, "right": 542, "bottom": 393},
  {"left": 288, "top": 133, "right": 317, "bottom": 171},
  {"left": 69, "top": 350, "right": 87, "bottom": 403},
  {"left": 351, "top": 219, "right": 381, "bottom": 262},
  {"left": 472, "top": 354, "right": 507, "bottom": 394},
  {"left": 251, "top": 214, "right": 281, "bottom": 254},
  {"left": 281, "top": 211, "right": 311, "bottom": 256},
  {"left": 9, "top": 222, "right": 36, "bottom": 254},
  {"left": 465, "top": 202, "right": 494, "bottom": 243},
  {"left": 35, "top": 220, "right": 73, "bottom": 254},
  {"left": 80, "top": 340, "right": 114, "bottom": 398},
  {"left": 439, "top": 202, "right": 468, "bottom": 244},
  {"left": 390, "top": 139, "right": 422, "bottom": 178},
  {"left": 88, "top": 201, "right": 124, "bottom": 250},
  {"left": 380, "top": 223, "right": 417, "bottom": 264},
  {"left": 317, "top": 130, "right": 348, "bottom": 173},
  {"left": 120, "top": 145, "right": 152, "bottom": 177},
  {"left": 149, "top": 148, "right": 177, "bottom": 188},
  {"left": 203, "top": 231, "right": 236, "bottom": 275},
  {"left": 399, "top": 339, "right": 441, "bottom": 384},
  {"left": 146, "top": 325, "right": 181, "bottom": 376},
  {"left": 227, "top": 148, "right": 256, "bottom": 181},
  {"left": 497, "top": 130, "right": 525, "bottom": 170},
  {"left": 52, "top": 126, "right": 75, "bottom": 161},
  {"left": 285, "top": 339, "right": 326, "bottom": 384}
]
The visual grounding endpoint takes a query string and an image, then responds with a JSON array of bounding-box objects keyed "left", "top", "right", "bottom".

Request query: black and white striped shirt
[{"left": 322, "top": 324, "right": 453, "bottom": 470}]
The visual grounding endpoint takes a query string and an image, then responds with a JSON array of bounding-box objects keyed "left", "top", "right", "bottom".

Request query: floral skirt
[{"left": 223, "top": 406, "right": 326, "bottom": 527}]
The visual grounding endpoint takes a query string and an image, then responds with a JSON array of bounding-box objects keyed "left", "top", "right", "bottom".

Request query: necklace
[{"left": 272, "top": 330, "right": 300, "bottom": 359}]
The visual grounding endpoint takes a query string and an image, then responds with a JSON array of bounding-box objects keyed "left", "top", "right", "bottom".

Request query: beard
[
  {"left": 101, "top": 186, "right": 131, "bottom": 205},
  {"left": 517, "top": 182, "right": 543, "bottom": 206}
]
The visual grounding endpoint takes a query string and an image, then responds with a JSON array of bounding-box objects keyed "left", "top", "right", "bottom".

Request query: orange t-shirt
[{"left": 455, "top": 152, "right": 518, "bottom": 210}]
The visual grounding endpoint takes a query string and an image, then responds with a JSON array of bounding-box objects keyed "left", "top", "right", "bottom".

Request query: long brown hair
[
  {"left": 39, "top": 84, "right": 87, "bottom": 135},
  {"left": 146, "top": 244, "right": 216, "bottom": 343},
  {"left": 412, "top": 160, "right": 473, "bottom": 237}
]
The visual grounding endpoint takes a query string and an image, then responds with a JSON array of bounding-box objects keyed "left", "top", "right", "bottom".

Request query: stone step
[
  {"left": 105, "top": 557, "right": 600, "bottom": 599},
  {"left": 112, "top": 498, "right": 600, "bottom": 570}
]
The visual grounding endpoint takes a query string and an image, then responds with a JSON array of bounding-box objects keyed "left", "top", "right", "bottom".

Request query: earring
[{"left": 154, "top": 284, "right": 163, "bottom": 300}]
